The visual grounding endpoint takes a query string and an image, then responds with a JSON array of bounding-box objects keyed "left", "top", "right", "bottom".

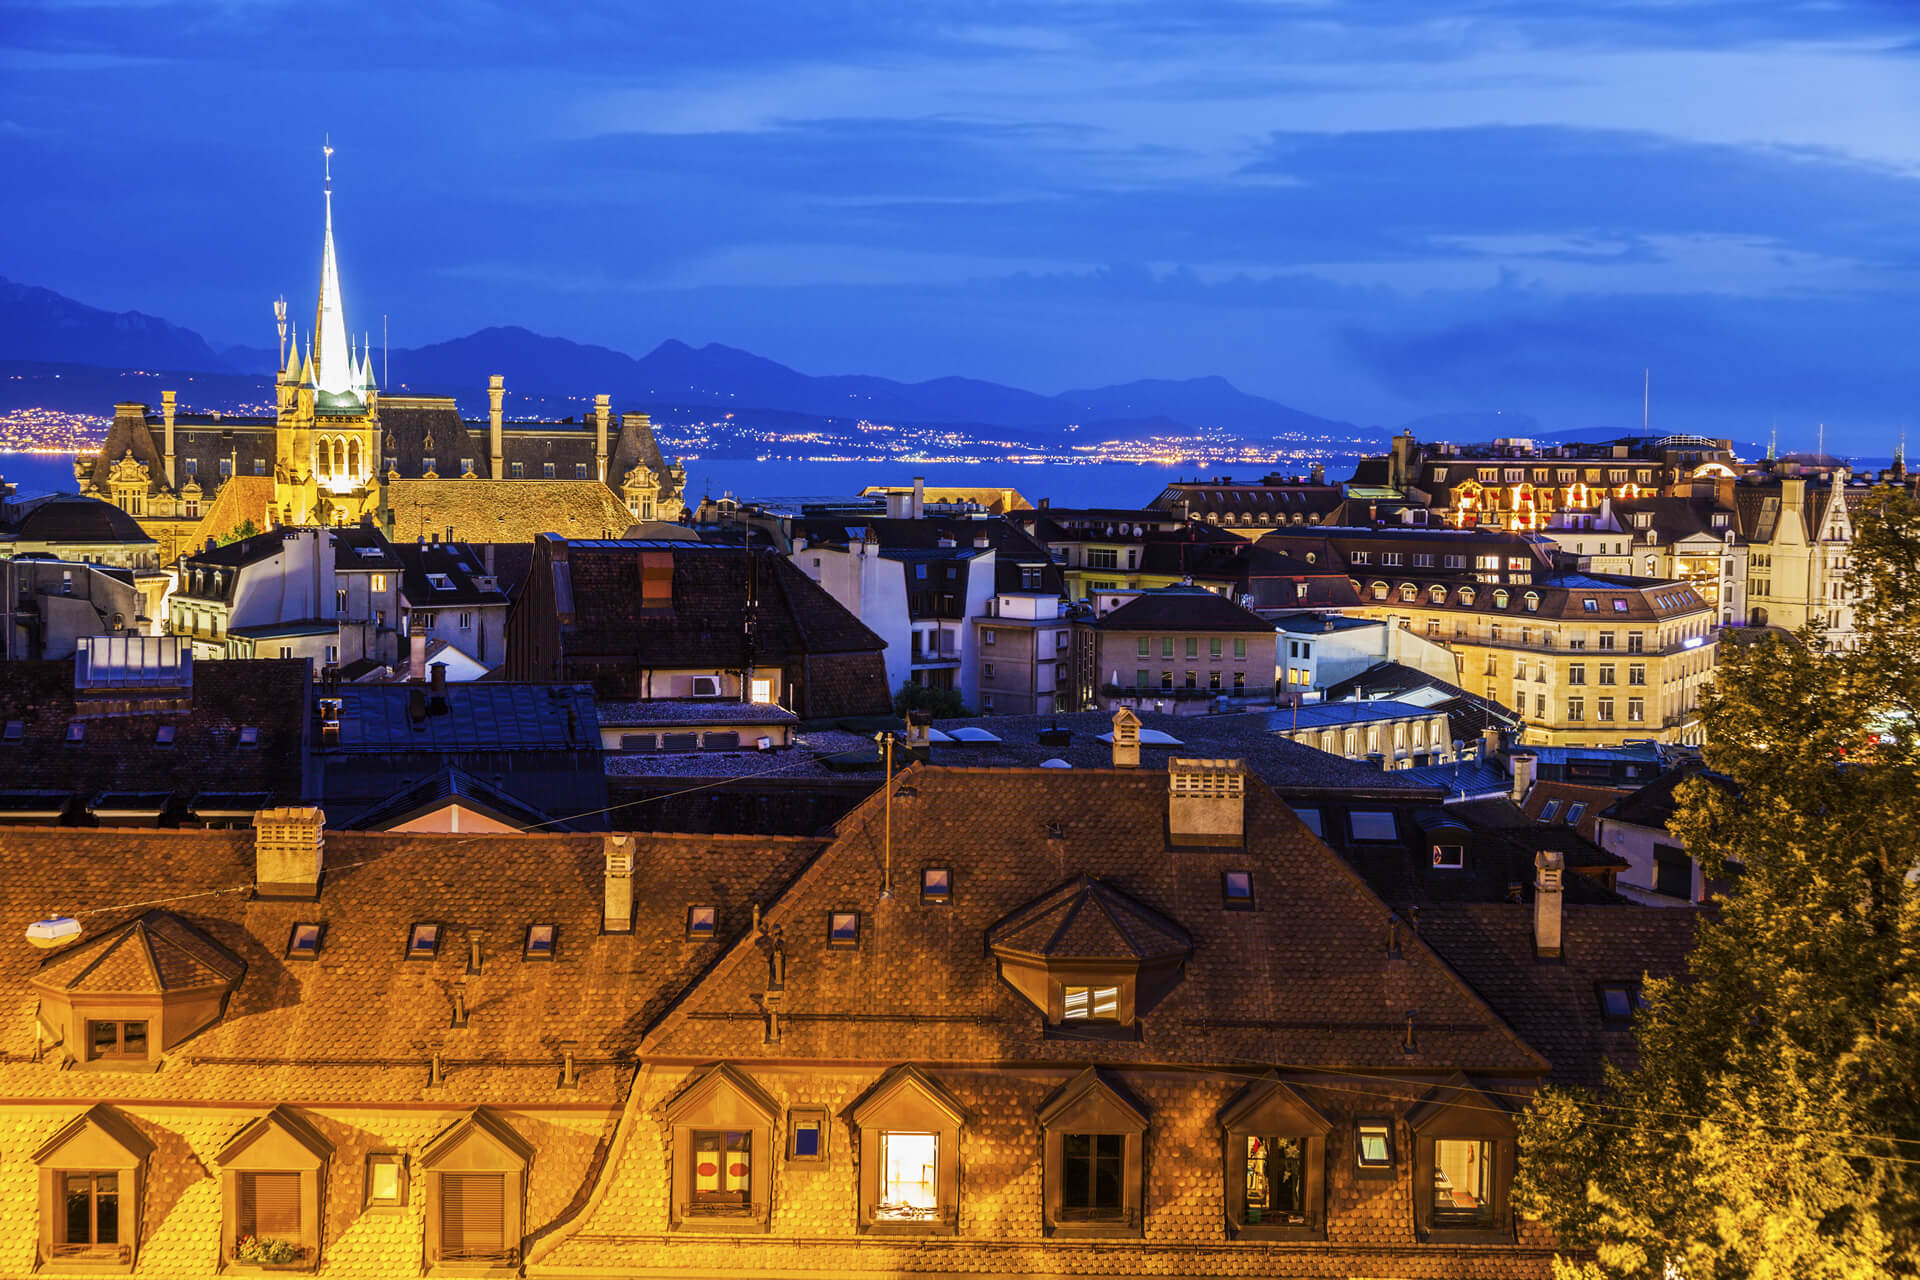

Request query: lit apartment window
[{"left": 1062, "top": 985, "right": 1120, "bottom": 1021}]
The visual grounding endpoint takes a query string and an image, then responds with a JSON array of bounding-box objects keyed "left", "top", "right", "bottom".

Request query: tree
[
  {"left": 1517, "top": 487, "right": 1920, "bottom": 1278},
  {"left": 892, "top": 680, "right": 971, "bottom": 720},
  {"left": 215, "top": 518, "right": 261, "bottom": 546}
]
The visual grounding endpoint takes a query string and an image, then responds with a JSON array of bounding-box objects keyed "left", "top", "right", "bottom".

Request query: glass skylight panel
[
  {"left": 287, "top": 922, "right": 323, "bottom": 959},
  {"left": 525, "top": 923, "right": 557, "bottom": 958},
  {"left": 828, "top": 911, "right": 860, "bottom": 947},
  {"left": 921, "top": 869, "right": 951, "bottom": 903},
  {"left": 1349, "top": 810, "right": 1397, "bottom": 842},
  {"left": 406, "top": 922, "right": 440, "bottom": 958},
  {"left": 687, "top": 906, "right": 717, "bottom": 939},
  {"left": 1222, "top": 871, "right": 1254, "bottom": 906}
]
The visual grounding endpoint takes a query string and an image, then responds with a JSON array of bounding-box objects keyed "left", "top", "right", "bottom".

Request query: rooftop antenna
[
  {"left": 873, "top": 731, "right": 896, "bottom": 900},
  {"left": 1818, "top": 421, "right": 1825, "bottom": 464}
]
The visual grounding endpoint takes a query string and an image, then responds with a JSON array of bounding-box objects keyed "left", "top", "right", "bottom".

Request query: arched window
[
  {"left": 346, "top": 437, "right": 361, "bottom": 481},
  {"left": 1459, "top": 587, "right": 1476, "bottom": 606},
  {"left": 1400, "top": 584, "right": 1418, "bottom": 603},
  {"left": 1523, "top": 592, "right": 1539, "bottom": 613},
  {"left": 1493, "top": 590, "right": 1509, "bottom": 608},
  {"left": 1428, "top": 585, "right": 1446, "bottom": 604},
  {"left": 1371, "top": 582, "right": 1388, "bottom": 601}
]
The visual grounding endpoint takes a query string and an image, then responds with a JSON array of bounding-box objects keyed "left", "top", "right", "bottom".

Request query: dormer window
[
  {"left": 524, "top": 924, "right": 556, "bottom": 959},
  {"left": 1062, "top": 986, "right": 1120, "bottom": 1021},
  {"left": 406, "top": 923, "right": 440, "bottom": 959},
  {"left": 286, "top": 923, "right": 323, "bottom": 960},
  {"left": 1523, "top": 592, "right": 1539, "bottom": 612}
]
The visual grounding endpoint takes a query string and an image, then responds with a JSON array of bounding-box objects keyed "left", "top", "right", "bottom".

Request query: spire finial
[{"left": 324, "top": 134, "right": 333, "bottom": 189}]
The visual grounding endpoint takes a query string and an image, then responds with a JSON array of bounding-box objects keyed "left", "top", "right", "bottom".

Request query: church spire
[{"left": 313, "top": 137, "right": 355, "bottom": 401}]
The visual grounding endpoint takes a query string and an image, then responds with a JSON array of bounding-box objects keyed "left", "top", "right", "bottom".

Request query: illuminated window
[
  {"left": 1356, "top": 1120, "right": 1393, "bottom": 1169},
  {"left": 366, "top": 1153, "right": 407, "bottom": 1209},
  {"left": 1062, "top": 985, "right": 1119, "bottom": 1021}
]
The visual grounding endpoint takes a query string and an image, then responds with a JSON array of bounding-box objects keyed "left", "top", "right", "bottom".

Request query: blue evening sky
[{"left": 2, "top": 1, "right": 1915, "bottom": 449}]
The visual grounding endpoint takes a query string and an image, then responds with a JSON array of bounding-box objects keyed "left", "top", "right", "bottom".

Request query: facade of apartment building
[
  {"left": 1349, "top": 572, "right": 1717, "bottom": 748},
  {"left": 1069, "top": 584, "right": 1278, "bottom": 711}
]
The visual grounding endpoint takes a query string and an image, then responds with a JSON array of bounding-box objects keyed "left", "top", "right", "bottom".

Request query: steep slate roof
[
  {"left": 1521, "top": 780, "right": 1629, "bottom": 842},
  {"left": 329, "top": 681, "right": 600, "bottom": 751},
  {"left": 1323, "top": 660, "right": 1527, "bottom": 742},
  {"left": 643, "top": 765, "right": 1549, "bottom": 1075},
  {"left": 393, "top": 539, "right": 512, "bottom": 608},
  {"left": 1601, "top": 761, "right": 1733, "bottom": 831},
  {"left": 383, "top": 478, "right": 638, "bottom": 543},
  {"left": 0, "top": 827, "right": 827, "bottom": 1105},
  {"left": 1417, "top": 904, "right": 1702, "bottom": 1087},
  {"left": 988, "top": 875, "right": 1192, "bottom": 961},
  {"left": 556, "top": 540, "right": 885, "bottom": 662},
  {"left": 35, "top": 909, "right": 243, "bottom": 994},
  {"left": 0, "top": 658, "right": 308, "bottom": 814},
  {"left": 344, "top": 764, "right": 559, "bottom": 831},
  {"left": 11, "top": 495, "right": 153, "bottom": 544},
  {"left": 1092, "top": 584, "right": 1274, "bottom": 632}
]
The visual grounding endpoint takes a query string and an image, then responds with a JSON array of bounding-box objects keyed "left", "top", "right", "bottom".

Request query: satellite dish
[{"left": 27, "top": 916, "right": 81, "bottom": 948}]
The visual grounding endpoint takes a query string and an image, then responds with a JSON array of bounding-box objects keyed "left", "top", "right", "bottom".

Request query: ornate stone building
[{"left": 76, "top": 149, "right": 685, "bottom": 562}]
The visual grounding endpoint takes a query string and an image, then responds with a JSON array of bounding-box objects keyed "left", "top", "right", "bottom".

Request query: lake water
[{"left": 3, "top": 451, "right": 1355, "bottom": 511}]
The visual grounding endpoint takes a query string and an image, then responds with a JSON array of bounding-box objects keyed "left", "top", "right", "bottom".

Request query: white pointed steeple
[
  {"left": 283, "top": 320, "right": 302, "bottom": 381},
  {"left": 313, "top": 138, "right": 356, "bottom": 402}
]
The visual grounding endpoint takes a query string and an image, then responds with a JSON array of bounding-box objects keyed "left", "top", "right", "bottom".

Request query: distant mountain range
[{"left": 0, "top": 279, "right": 1380, "bottom": 444}]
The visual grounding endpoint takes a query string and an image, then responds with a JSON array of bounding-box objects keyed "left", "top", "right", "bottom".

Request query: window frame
[
  {"left": 1354, "top": 1118, "right": 1395, "bottom": 1174},
  {"left": 1219, "top": 1076, "right": 1331, "bottom": 1240},
  {"left": 787, "top": 1107, "right": 829, "bottom": 1166},
  {"left": 365, "top": 1152, "right": 409, "bottom": 1212},
  {"left": 405, "top": 922, "right": 441, "bottom": 960},
  {"left": 686, "top": 906, "right": 718, "bottom": 941},
  {"left": 522, "top": 923, "right": 557, "bottom": 960},
  {"left": 827, "top": 910, "right": 861, "bottom": 949},
  {"left": 1407, "top": 1081, "right": 1516, "bottom": 1243},
  {"left": 664, "top": 1064, "right": 777, "bottom": 1233},
  {"left": 1038, "top": 1069, "right": 1147, "bottom": 1238},
  {"left": 285, "top": 922, "right": 324, "bottom": 961},
  {"left": 920, "top": 868, "right": 952, "bottom": 904},
  {"left": 1221, "top": 870, "right": 1255, "bottom": 910}
]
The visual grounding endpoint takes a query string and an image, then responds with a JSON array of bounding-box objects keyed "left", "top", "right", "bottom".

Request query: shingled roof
[
  {"left": 10, "top": 495, "right": 153, "bottom": 545},
  {"left": 1092, "top": 584, "right": 1274, "bottom": 632},
  {"left": 642, "top": 765, "right": 1548, "bottom": 1074}
]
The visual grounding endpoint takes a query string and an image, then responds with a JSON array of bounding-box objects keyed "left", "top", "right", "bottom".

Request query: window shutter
[
  {"left": 240, "top": 1172, "right": 302, "bottom": 1237},
  {"left": 442, "top": 1173, "right": 506, "bottom": 1256}
]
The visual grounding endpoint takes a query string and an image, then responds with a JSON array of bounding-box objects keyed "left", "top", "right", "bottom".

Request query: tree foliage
[
  {"left": 1517, "top": 487, "right": 1920, "bottom": 1278},
  {"left": 215, "top": 518, "right": 261, "bottom": 546},
  {"left": 892, "top": 680, "right": 972, "bottom": 720}
]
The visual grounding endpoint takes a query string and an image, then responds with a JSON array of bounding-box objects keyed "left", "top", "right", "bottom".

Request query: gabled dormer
[
  {"left": 659, "top": 1063, "right": 780, "bottom": 1232},
  {"left": 420, "top": 1109, "right": 536, "bottom": 1275},
  {"left": 33, "top": 1104, "right": 155, "bottom": 1272},
  {"left": 845, "top": 1065, "right": 969, "bottom": 1234},
  {"left": 31, "top": 910, "right": 244, "bottom": 1070},
  {"left": 1036, "top": 1068, "right": 1150, "bottom": 1237},
  {"left": 214, "top": 1106, "right": 332, "bottom": 1272},
  {"left": 987, "top": 874, "right": 1191, "bottom": 1037}
]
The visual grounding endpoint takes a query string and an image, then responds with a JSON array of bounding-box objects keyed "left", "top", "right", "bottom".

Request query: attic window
[
  {"left": 828, "top": 911, "right": 861, "bottom": 948},
  {"left": 286, "top": 923, "right": 324, "bottom": 959},
  {"left": 1222, "top": 871, "right": 1254, "bottom": 909},
  {"left": 686, "top": 906, "right": 717, "bottom": 940},
  {"left": 2, "top": 720, "right": 20, "bottom": 742},
  {"left": 406, "top": 923, "right": 440, "bottom": 959},
  {"left": 237, "top": 727, "right": 260, "bottom": 748},
  {"left": 66, "top": 722, "right": 85, "bottom": 744},
  {"left": 1293, "top": 807, "right": 1324, "bottom": 838},
  {"left": 154, "top": 725, "right": 176, "bottom": 746},
  {"left": 1349, "top": 811, "right": 1397, "bottom": 843},
  {"left": 1613, "top": 598, "right": 1630, "bottom": 612},
  {"left": 1537, "top": 800, "right": 1561, "bottom": 823},
  {"left": 1062, "top": 985, "right": 1120, "bottom": 1021},
  {"left": 1582, "top": 598, "right": 1598, "bottom": 612},
  {"left": 921, "top": 868, "right": 951, "bottom": 903},
  {"left": 428, "top": 573, "right": 455, "bottom": 591},
  {"left": 1431, "top": 844, "right": 1465, "bottom": 870},
  {"left": 1356, "top": 1120, "right": 1394, "bottom": 1169},
  {"left": 524, "top": 924, "right": 556, "bottom": 959},
  {"left": 1565, "top": 802, "right": 1587, "bottom": 826},
  {"left": 1597, "top": 981, "right": 1646, "bottom": 1025}
]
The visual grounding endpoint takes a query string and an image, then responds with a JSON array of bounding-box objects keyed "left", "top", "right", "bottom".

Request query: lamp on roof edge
[{"left": 27, "top": 916, "right": 81, "bottom": 948}]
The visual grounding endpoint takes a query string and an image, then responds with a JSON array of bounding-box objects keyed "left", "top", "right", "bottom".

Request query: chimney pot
[
  {"left": 1509, "top": 752, "right": 1536, "bottom": 803},
  {"left": 253, "top": 806, "right": 325, "bottom": 897}
]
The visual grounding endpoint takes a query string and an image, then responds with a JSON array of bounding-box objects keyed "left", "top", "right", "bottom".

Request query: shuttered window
[
  {"left": 441, "top": 1173, "right": 506, "bottom": 1258},
  {"left": 239, "top": 1171, "right": 301, "bottom": 1237}
]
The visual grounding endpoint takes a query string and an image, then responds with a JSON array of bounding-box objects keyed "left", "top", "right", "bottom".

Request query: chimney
[
  {"left": 254, "top": 806, "right": 325, "bottom": 897},
  {"left": 409, "top": 625, "right": 428, "bottom": 682},
  {"left": 594, "top": 394, "right": 611, "bottom": 482},
  {"left": 1480, "top": 725, "right": 1502, "bottom": 761},
  {"left": 1110, "top": 708, "right": 1141, "bottom": 768},
  {"left": 974, "top": 532, "right": 991, "bottom": 549},
  {"left": 1167, "top": 757, "right": 1245, "bottom": 847},
  {"left": 1309, "top": 461, "right": 1324, "bottom": 485},
  {"left": 604, "top": 834, "right": 635, "bottom": 932},
  {"left": 1533, "top": 850, "right": 1565, "bottom": 959},
  {"left": 1509, "top": 751, "right": 1536, "bottom": 803},
  {"left": 912, "top": 475, "right": 925, "bottom": 520},
  {"left": 487, "top": 376, "right": 505, "bottom": 478},
  {"left": 430, "top": 661, "right": 448, "bottom": 700},
  {"left": 161, "top": 390, "right": 177, "bottom": 488}
]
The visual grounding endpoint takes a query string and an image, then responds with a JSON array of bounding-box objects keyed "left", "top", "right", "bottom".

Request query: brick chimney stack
[
  {"left": 1533, "top": 849, "right": 1565, "bottom": 960},
  {"left": 1168, "top": 758, "right": 1245, "bottom": 847},
  {"left": 604, "top": 835, "right": 635, "bottom": 933},
  {"left": 255, "top": 806, "right": 326, "bottom": 897}
]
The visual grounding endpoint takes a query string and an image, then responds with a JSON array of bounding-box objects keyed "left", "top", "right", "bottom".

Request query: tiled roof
[
  {"left": 1092, "top": 584, "right": 1274, "bottom": 632},
  {"left": 643, "top": 765, "right": 1548, "bottom": 1074},
  {"left": 0, "top": 658, "right": 308, "bottom": 813},
  {"left": 193, "top": 475, "right": 278, "bottom": 547},
  {"left": 327, "top": 682, "right": 600, "bottom": 752},
  {"left": 0, "top": 826, "right": 828, "bottom": 1105},
  {"left": 927, "top": 710, "right": 1443, "bottom": 798},
  {"left": 1600, "top": 761, "right": 1733, "bottom": 830},
  {"left": 345, "top": 764, "right": 558, "bottom": 831},
  {"left": 1417, "top": 903, "right": 1701, "bottom": 1087},
  {"left": 1322, "top": 660, "right": 1526, "bottom": 742},
  {"left": 393, "top": 539, "right": 512, "bottom": 607},
  {"left": 988, "top": 874, "right": 1192, "bottom": 961},
  {"left": 1521, "top": 780, "right": 1629, "bottom": 842},
  {"left": 551, "top": 540, "right": 885, "bottom": 662},
  {"left": 383, "top": 478, "right": 638, "bottom": 544}
]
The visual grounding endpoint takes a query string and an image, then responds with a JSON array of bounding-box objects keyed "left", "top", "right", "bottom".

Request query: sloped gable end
[
  {"left": 1218, "top": 1073, "right": 1332, "bottom": 1137},
  {"left": 32, "top": 1103, "right": 155, "bottom": 1169},
  {"left": 216, "top": 1104, "right": 333, "bottom": 1171},
  {"left": 660, "top": 1061, "right": 779, "bottom": 1130},
  {"left": 1406, "top": 1073, "right": 1517, "bottom": 1139},
  {"left": 421, "top": 1107, "right": 537, "bottom": 1173},
  {"left": 847, "top": 1064, "right": 969, "bottom": 1132},
  {"left": 1038, "top": 1067, "right": 1149, "bottom": 1133}
]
